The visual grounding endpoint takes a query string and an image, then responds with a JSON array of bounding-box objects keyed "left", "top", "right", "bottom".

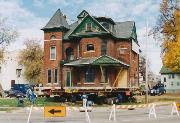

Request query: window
[
  {"left": 101, "top": 40, "right": 107, "bottom": 55},
  {"left": 66, "top": 47, "right": 74, "bottom": 61},
  {"left": 177, "top": 82, "right": 179, "bottom": 86},
  {"left": 50, "top": 35, "right": 56, "bottom": 40},
  {"left": 164, "top": 77, "right": 166, "bottom": 82},
  {"left": 87, "top": 44, "right": 94, "bottom": 51},
  {"left": 85, "top": 68, "right": 95, "bottom": 83},
  {"left": 168, "top": 74, "right": 171, "bottom": 79},
  {"left": 171, "top": 82, "right": 173, "bottom": 86},
  {"left": 102, "top": 22, "right": 110, "bottom": 30},
  {"left": 48, "top": 69, "right": 51, "bottom": 83},
  {"left": 77, "top": 70, "right": 80, "bottom": 83},
  {"left": 50, "top": 46, "right": 56, "bottom": 60},
  {"left": 54, "top": 68, "right": 58, "bottom": 83},
  {"left": 86, "top": 23, "right": 92, "bottom": 31},
  {"left": 119, "top": 48, "right": 127, "bottom": 54},
  {"left": 16, "top": 69, "right": 22, "bottom": 77},
  {"left": 172, "top": 74, "right": 175, "bottom": 79}
]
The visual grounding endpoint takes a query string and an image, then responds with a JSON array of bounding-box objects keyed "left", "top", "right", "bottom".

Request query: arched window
[
  {"left": 87, "top": 44, "right": 94, "bottom": 51},
  {"left": 66, "top": 47, "right": 74, "bottom": 61},
  {"left": 50, "top": 35, "right": 56, "bottom": 40}
]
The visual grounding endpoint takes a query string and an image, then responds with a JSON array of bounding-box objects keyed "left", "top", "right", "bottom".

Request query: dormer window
[
  {"left": 87, "top": 44, "right": 94, "bottom": 51},
  {"left": 102, "top": 22, "right": 109, "bottom": 30},
  {"left": 86, "top": 23, "right": 92, "bottom": 31},
  {"left": 50, "top": 35, "right": 56, "bottom": 40}
]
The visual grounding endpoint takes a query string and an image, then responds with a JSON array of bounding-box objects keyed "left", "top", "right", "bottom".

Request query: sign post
[
  {"left": 83, "top": 99, "right": 91, "bottom": 123},
  {"left": 171, "top": 102, "right": 179, "bottom": 117},
  {"left": 27, "top": 105, "right": 33, "bottom": 123},
  {"left": 148, "top": 103, "right": 156, "bottom": 118},
  {"left": 109, "top": 104, "right": 116, "bottom": 121},
  {"left": 44, "top": 106, "right": 66, "bottom": 117}
]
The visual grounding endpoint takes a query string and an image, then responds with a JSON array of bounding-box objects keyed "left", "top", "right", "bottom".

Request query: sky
[{"left": 0, "top": 0, "right": 162, "bottom": 75}]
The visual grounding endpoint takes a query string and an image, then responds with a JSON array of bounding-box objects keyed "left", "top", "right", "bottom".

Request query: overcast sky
[{"left": 0, "top": 0, "right": 162, "bottom": 75}]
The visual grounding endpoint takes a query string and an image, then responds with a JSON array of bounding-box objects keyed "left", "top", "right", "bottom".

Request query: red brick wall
[
  {"left": 114, "top": 40, "right": 131, "bottom": 65},
  {"left": 107, "top": 39, "right": 115, "bottom": 57},
  {"left": 43, "top": 31, "right": 63, "bottom": 86},
  {"left": 80, "top": 37, "right": 102, "bottom": 58},
  {"left": 130, "top": 50, "right": 139, "bottom": 87}
]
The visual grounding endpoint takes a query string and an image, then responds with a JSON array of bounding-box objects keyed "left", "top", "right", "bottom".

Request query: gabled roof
[
  {"left": 64, "top": 12, "right": 110, "bottom": 40},
  {"left": 113, "top": 21, "right": 135, "bottom": 39},
  {"left": 42, "top": 9, "right": 69, "bottom": 30},
  {"left": 63, "top": 21, "right": 78, "bottom": 40},
  {"left": 92, "top": 55, "right": 129, "bottom": 66},
  {"left": 63, "top": 57, "right": 97, "bottom": 66},
  {"left": 77, "top": 10, "right": 89, "bottom": 18},
  {"left": 160, "top": 66, "right": 180, "bottom": 74},
  {"left": 94, "top": 16, "right": 115, "bottom": 25},
  {"left": 64, "top": 55, "right": 129, "bottom": 67},
  {"left": 48, "top": 9, "right": 137, "bottom": 41}
]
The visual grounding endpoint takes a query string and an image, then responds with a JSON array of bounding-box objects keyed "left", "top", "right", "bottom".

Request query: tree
[
  {"left": 153, "top": 0, "right": 180, "bottom": 72},
  {"left": 19, "top": 39, "right": 44, "bottom": 84},
  {"left": 0, "top": 17, "right": 18, "bottom": 62}
]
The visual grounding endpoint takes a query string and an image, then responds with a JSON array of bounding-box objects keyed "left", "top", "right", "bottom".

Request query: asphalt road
[{"left": 0, "top": 105, "right": 179, "bottom": 123}]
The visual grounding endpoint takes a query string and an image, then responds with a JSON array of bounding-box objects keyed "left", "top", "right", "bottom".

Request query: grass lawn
[
  {"left": 135, "top": 93, "right": 180, "bottom": 103},
  {"left": 0, "top": 93, "right": 180, "bottom": 107},
  {"left": 0, "top": 97, "right": 82, "bottom": 107}
]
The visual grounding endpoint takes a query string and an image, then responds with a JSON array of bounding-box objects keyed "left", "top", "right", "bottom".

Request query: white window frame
[
  {"left": 16, "top": 69, "right": 22, "bottom": 78},
  {"left": 86, "top": 23, "right": 92, "bottom": 31},
  {"left": 119, "top": 48, "right": 127, "bottom": 55},
  {"left": 50, "top": 35, "right": 56, "bottom": 40},
  {"left": 54, "top": 68, "right": 58, "bottom": 83},
  {"left": 50, "top": 46, "right": 56, "bottom": 60}
]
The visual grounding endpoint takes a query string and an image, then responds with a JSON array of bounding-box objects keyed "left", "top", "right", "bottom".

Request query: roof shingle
[
  {"left": 42, "top": 9, "right": 69, "bottom": 30},
  {"left": 113, "top": 21, "right": 134, "bottom": 39}
]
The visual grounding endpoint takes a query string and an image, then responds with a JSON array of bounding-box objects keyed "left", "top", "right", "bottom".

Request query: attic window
[
  {"left": 119, "top": 48, "right": 127, "bottom": 54},
  {"left": 50, "top": 35, "right": 56, "bottom": 40},
  {"left": 87, "top": 44, "right": 94, "bottom": 51},
  {"left": 102, "top": 22, "right": 109, "bottom": 29},
  {"left": 86, "top": 23, "right": 92, "bottom": 31}
]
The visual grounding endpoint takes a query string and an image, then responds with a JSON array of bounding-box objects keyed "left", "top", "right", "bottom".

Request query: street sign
[
  {"left": 44, "top": 106, "right": 66, "bottom": 117},
  {"left": 176, "top": 103, "right": 180, "bottom": 111}
]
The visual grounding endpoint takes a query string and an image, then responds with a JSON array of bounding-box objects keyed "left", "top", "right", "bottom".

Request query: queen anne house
[{"left": 42, "top": 9, "right": 139, "bottom": 90}]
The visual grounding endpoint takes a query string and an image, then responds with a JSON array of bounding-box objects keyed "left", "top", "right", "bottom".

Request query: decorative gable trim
[
  {"left": 77, "top": 10, "right": 89, "bottom": 18},
  {"left": 67, "top": 13, "right": 110, "bottom": 38}
]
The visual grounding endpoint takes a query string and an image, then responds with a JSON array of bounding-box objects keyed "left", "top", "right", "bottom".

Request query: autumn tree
[
  {"left": 153, "top": 0, "right": 180, "bottom": 72},
  {"left": 19, "top": 40, "right": 44, "bottom": 84},
  {"left": 0, "top": 17, "right": 18, "bottom": 62}
]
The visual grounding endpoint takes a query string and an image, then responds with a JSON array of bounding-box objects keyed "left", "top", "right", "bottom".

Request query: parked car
[
  {"left": 7, "top": 89, "right": 26, "bottom": 98},
  {"left": 149, "top": 83, "right": 166, "bottom": 96}
]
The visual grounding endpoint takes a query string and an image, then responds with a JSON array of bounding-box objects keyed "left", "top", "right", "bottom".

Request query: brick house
[{"left": 42, "top": 9, "right": 139, "bottom": 90}]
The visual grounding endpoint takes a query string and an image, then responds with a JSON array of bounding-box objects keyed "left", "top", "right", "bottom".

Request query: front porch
[{"left": 63, "top": 55, "right": 129, "bottom": 89}]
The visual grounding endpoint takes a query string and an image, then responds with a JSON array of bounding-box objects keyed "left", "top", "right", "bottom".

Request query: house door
[{"left": 66, "top": 71, "right": 72, "bottom": 87}]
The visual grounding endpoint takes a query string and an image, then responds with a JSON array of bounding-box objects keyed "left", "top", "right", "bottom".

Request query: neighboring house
[
  {"left": 160, "top": 66, "right": 180, "bottom": 93},
  {"left": 42, "top": 9, "right": 139, "bottom": 89},
  {"left": 0, "top": 51, "right": 28, "bottom": 90}
]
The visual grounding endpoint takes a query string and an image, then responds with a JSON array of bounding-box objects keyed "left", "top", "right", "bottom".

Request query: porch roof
[{"left": 64, "top": 55, "right": 129, "bottom": 67}]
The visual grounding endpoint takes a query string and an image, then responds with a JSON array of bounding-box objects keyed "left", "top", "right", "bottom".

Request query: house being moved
[{"left": 41, "top": 9, "right": 139, "bottom": 97}]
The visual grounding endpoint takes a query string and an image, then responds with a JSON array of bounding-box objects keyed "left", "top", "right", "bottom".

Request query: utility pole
[{"left": 145, "top": 20, "right": 148, "bottom": 104}]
